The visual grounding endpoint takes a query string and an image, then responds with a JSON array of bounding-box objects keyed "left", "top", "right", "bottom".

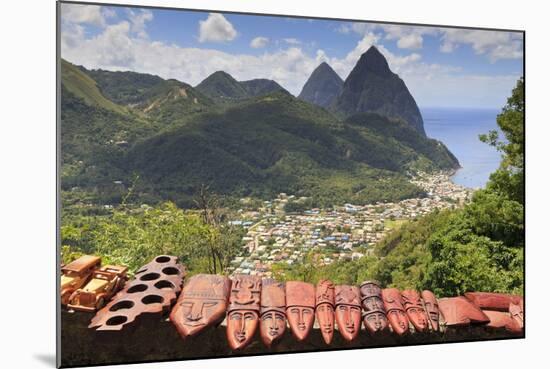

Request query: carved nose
[{"left": 187, "top": 303, "right": 203, "bottom": 321}]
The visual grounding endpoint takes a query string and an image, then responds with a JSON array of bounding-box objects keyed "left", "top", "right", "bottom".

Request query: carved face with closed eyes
[
  {"left": 316, "top": 280, "right": 335, "bottom": 344},
  {"left": 335, "top": 285, "right": 362, "bottom": 341},
  {"left": 226, "top": 275, "right": 261, "bottom": 350},
  {"left": 170, "top": 274, "right": 231, "bottom": 339},
  {"left": 382, "top": 288, "right": 410, "bottom": 336},
  {"left": 260, "top": 279, "right": 286, "bottom": 347},
  {"left": 227, "top": 310, "right": 259, "bottom": 348},
  {"left": 285, "top": 281, "right": 316, "bottom": 342}
]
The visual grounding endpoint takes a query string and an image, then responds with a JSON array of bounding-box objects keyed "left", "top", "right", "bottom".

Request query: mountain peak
[
  {"left": 357, "top": 46, "right": 391, "bottom": 75},
  {"left": 331, "top": 46, "right": 426, "bottom": 136},
  {"left": 298, "top": 62, "right": 344, "bottom": 108}
]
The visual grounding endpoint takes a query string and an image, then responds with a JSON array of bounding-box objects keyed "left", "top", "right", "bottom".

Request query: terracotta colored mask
[
  {"left": 421, "top": 290, "right": 440, "bottom": 331},
  {"left": 260, "top": 279, "right": 286, "bottom": 347},
  {"left": 382, "top": 288, "right": 410, "bottom": 336},
  {"left": 438, "top": 296, "right": 490, "bottom": 327},
  {"left": 226, "top": 275, "right": 261, "bottom": 350},
  {"left": 315, "top": 280, "right": 335, "bottom": 344},
  {"left": 360, "top": 280, "right": 388, "bottom": 334},
  {"left": 170, "top": 274, "right": 231, "bottom": 338},
  {"left": 334, "top": 285, "right": 362, "bottom": 341},
  {"left": 509, "top": 300, "right": 524, "bottom": 329},
  {"left": 285, "top": 281, "right": 315, "bottom": 342},
  {"left": 401, "top": 290, "right": 429, "bottom": 332}
]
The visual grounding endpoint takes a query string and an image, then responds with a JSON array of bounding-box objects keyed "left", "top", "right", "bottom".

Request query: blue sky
[{"left": 61, "top": 3, "right": 523, "bottom": 109}]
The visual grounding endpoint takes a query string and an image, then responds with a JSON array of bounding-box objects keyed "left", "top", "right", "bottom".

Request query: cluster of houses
[{"left": 227, "top": 172, "right": 471, "bottom": 277}]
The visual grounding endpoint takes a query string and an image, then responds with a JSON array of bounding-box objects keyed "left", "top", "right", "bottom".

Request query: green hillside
[
  {"left": 126, "top": 92, "right": 457, "bottom": 207},
  {"left": 60, "top": 60, "right": 460, "bottom": 207},
  {"left": 61, "top": 60, "right": 128, "bottom": 115}
]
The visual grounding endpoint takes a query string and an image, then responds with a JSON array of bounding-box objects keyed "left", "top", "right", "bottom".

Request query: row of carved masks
[{"left": 171, "top": 276, "right": 443, "bottom": 348}]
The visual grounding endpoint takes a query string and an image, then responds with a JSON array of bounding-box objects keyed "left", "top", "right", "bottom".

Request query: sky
[{"left": 60, "top": 3, "right": 524, "bottom": 109}]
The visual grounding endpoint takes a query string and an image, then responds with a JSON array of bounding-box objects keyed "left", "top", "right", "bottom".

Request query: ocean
[{"left": 421, "top": 107, "right": 502, "bottom": 189}]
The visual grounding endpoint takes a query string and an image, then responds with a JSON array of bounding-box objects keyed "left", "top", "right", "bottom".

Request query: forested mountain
[
  {"left": 195, "top": 71, "right": 288, "bottom": 104},
  {"left": 60, "top": 58, "right": 458, "bottom": 207}
]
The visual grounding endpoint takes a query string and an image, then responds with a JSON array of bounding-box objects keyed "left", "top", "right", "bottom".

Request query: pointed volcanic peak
[
  {"left": 298, "top": 62, "right": 344, "bottom": 108},
  {"left": 332, "top": 46, "right": 426, "bottom": 136}
]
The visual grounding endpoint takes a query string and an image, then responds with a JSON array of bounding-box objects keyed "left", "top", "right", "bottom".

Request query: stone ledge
[{"left": 60, "top": 310, "right": 523, "bottom": 367}]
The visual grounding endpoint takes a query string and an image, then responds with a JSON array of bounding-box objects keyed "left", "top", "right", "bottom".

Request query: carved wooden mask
[
  {"left": 438, "top": 296, "right": 490, "bottom": 327},
  {"left": 285, "top": 281, "right": 315, "bottom": 342},
  {"left": 170, "top": 274, "right": 230, "bottom": 339},
  {"left": 334, "top": 285, "right": 362, "bottom": 341},
  {"left": 360, "top": 280, "right": 388, "bottom": 334},
  {"left": 226, "top": 275, "right": 261, "bottom": 350},
  {"left": 401, "top": 290, "right": 429, "bottom": 332},
  {"left": 421, "top": 290, "right": 440, "bottom": 332},
  {"left": 509, "top": 300, "right": 524, "bottom": 329},
  {"left": 260, "top": 279, "right": 286, "bottom": 347},
  {"left": 382, "top": 288, "right": 410, "bottom": 336},
  {"left": 315, "top": 280, "right": 335, "bottom": 344},
  {"left": 464, "top": 292, "right": 522, "bottom": 312}
]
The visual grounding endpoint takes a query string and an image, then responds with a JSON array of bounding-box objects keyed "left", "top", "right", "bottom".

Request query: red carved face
[
  {"left": 406, "top": 306, "right": 428, "bottom": 332},
  {"left": 177, "top": 298, "right": 227, "bottom": 336},
  {"left": 335, "top": 304, "right": 362, "bottom": 341},
  {"left": 363, "top": 311, "right": 388, "bottom": 333},
  {"left": 421, "top": 291, "right": 440, "bottom": 331},
  {"left": 226, "top": 310, "right": 258, "bottom": 350},
  {"left": 260, "top": 311, "right": 286, "bottom": 346},
  {"left": 387, "top": 309, "right": 409, "bottom": 335},
  {"left": 286, "top": 306, "right": 315, "bottom": 341},
  {"left": 316, "top": 303, "right": 334, "bottom": 344}
]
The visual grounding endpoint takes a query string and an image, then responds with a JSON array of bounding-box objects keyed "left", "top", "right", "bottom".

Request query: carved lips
[
  {"left": 315, "top": 280, "right": 335, "bottom": 344},
  {"left": 226, "top": 275, "right": 262, "bottom": 350},
  {"left": 170, "top": 274, "right": 231, "bottom": 338},
  {"left": 421, "top": 290, "right": 440, "bottom": 332},
  {"left": 285, "top": 281, "right": 315, "bottom": 342},
  {"left": 359, "top": 280, "right": 388, "bottom": 334},
  {"left": 334, "top": 285, "right": 361, "bottom": 341},
  {"left": 382, "top": 288, "right": 410, "bottom": 336},
  {"left": 260, "top": 279, "right": 286, "bottom": 347},
  {"left": 401, "top": 290, "right": 429, "bottom": 332}
]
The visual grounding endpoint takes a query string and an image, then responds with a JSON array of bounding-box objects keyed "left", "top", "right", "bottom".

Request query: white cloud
[
  {"left": 127, "top": 9, "right": 153, "bottom": 38},
  {"left": 198, "top": 13, "right": 237, "bottom": 43},
  {"left": 284, "top": 38, "right": 301, "bottom": 45},
  {"left": 61, "top": 3, "right": 113, "bottom": 27},
  {"left": 250, "top": 36, "right": 269, "bottom": 49},
  {"left": 61, "top": 14, "right": 521, "bottom": 108},
  {"left": 440, "top": 29, "right": 523, "bottom": 62}
]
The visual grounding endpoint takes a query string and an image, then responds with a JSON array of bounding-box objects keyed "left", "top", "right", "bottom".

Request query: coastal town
[{"left": 227, "top": 172, "right": 472, "bottom": 277}]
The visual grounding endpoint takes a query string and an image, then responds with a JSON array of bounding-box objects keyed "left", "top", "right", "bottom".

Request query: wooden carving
[
  {"left": 382, "top": 288, "right": 410, "bottom": 336},
  {"left": 260, "top": 279, "right": 286, "bottom": 347},
  {"left": 464, "top": 292, "right": 522, "bottom": 312},
  {"left": 360, "top": 280, "right": 388, "bottom": 334},
  {"left": 335, "top": 285, "right": 362, "bottom": 341},
  {"left": 285, "top": 281, "right": 315, "bottom": 342},
  {"left": 438, "top": 296, "right": 490, "bottom": 327},
  {"left": 226, "top": 275, "right": 261, "bottom": 350},
  {"left": 509, "top": 300, "right": 524, "bottom": 330},
  {"left": 421, "top": 290, "right": 440, "bottom": 331},
  {"left": 401, "top": 290, "right": 429, "bottom": 332},
  {"left": 315, "top": 280, "right": 335, "bottom": 344},
  {"left": 484, "top": 310, "right": 522, "bottom": 333},
  {"left": 170, "top": 274, "right": 231, "bottom": 338}
]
